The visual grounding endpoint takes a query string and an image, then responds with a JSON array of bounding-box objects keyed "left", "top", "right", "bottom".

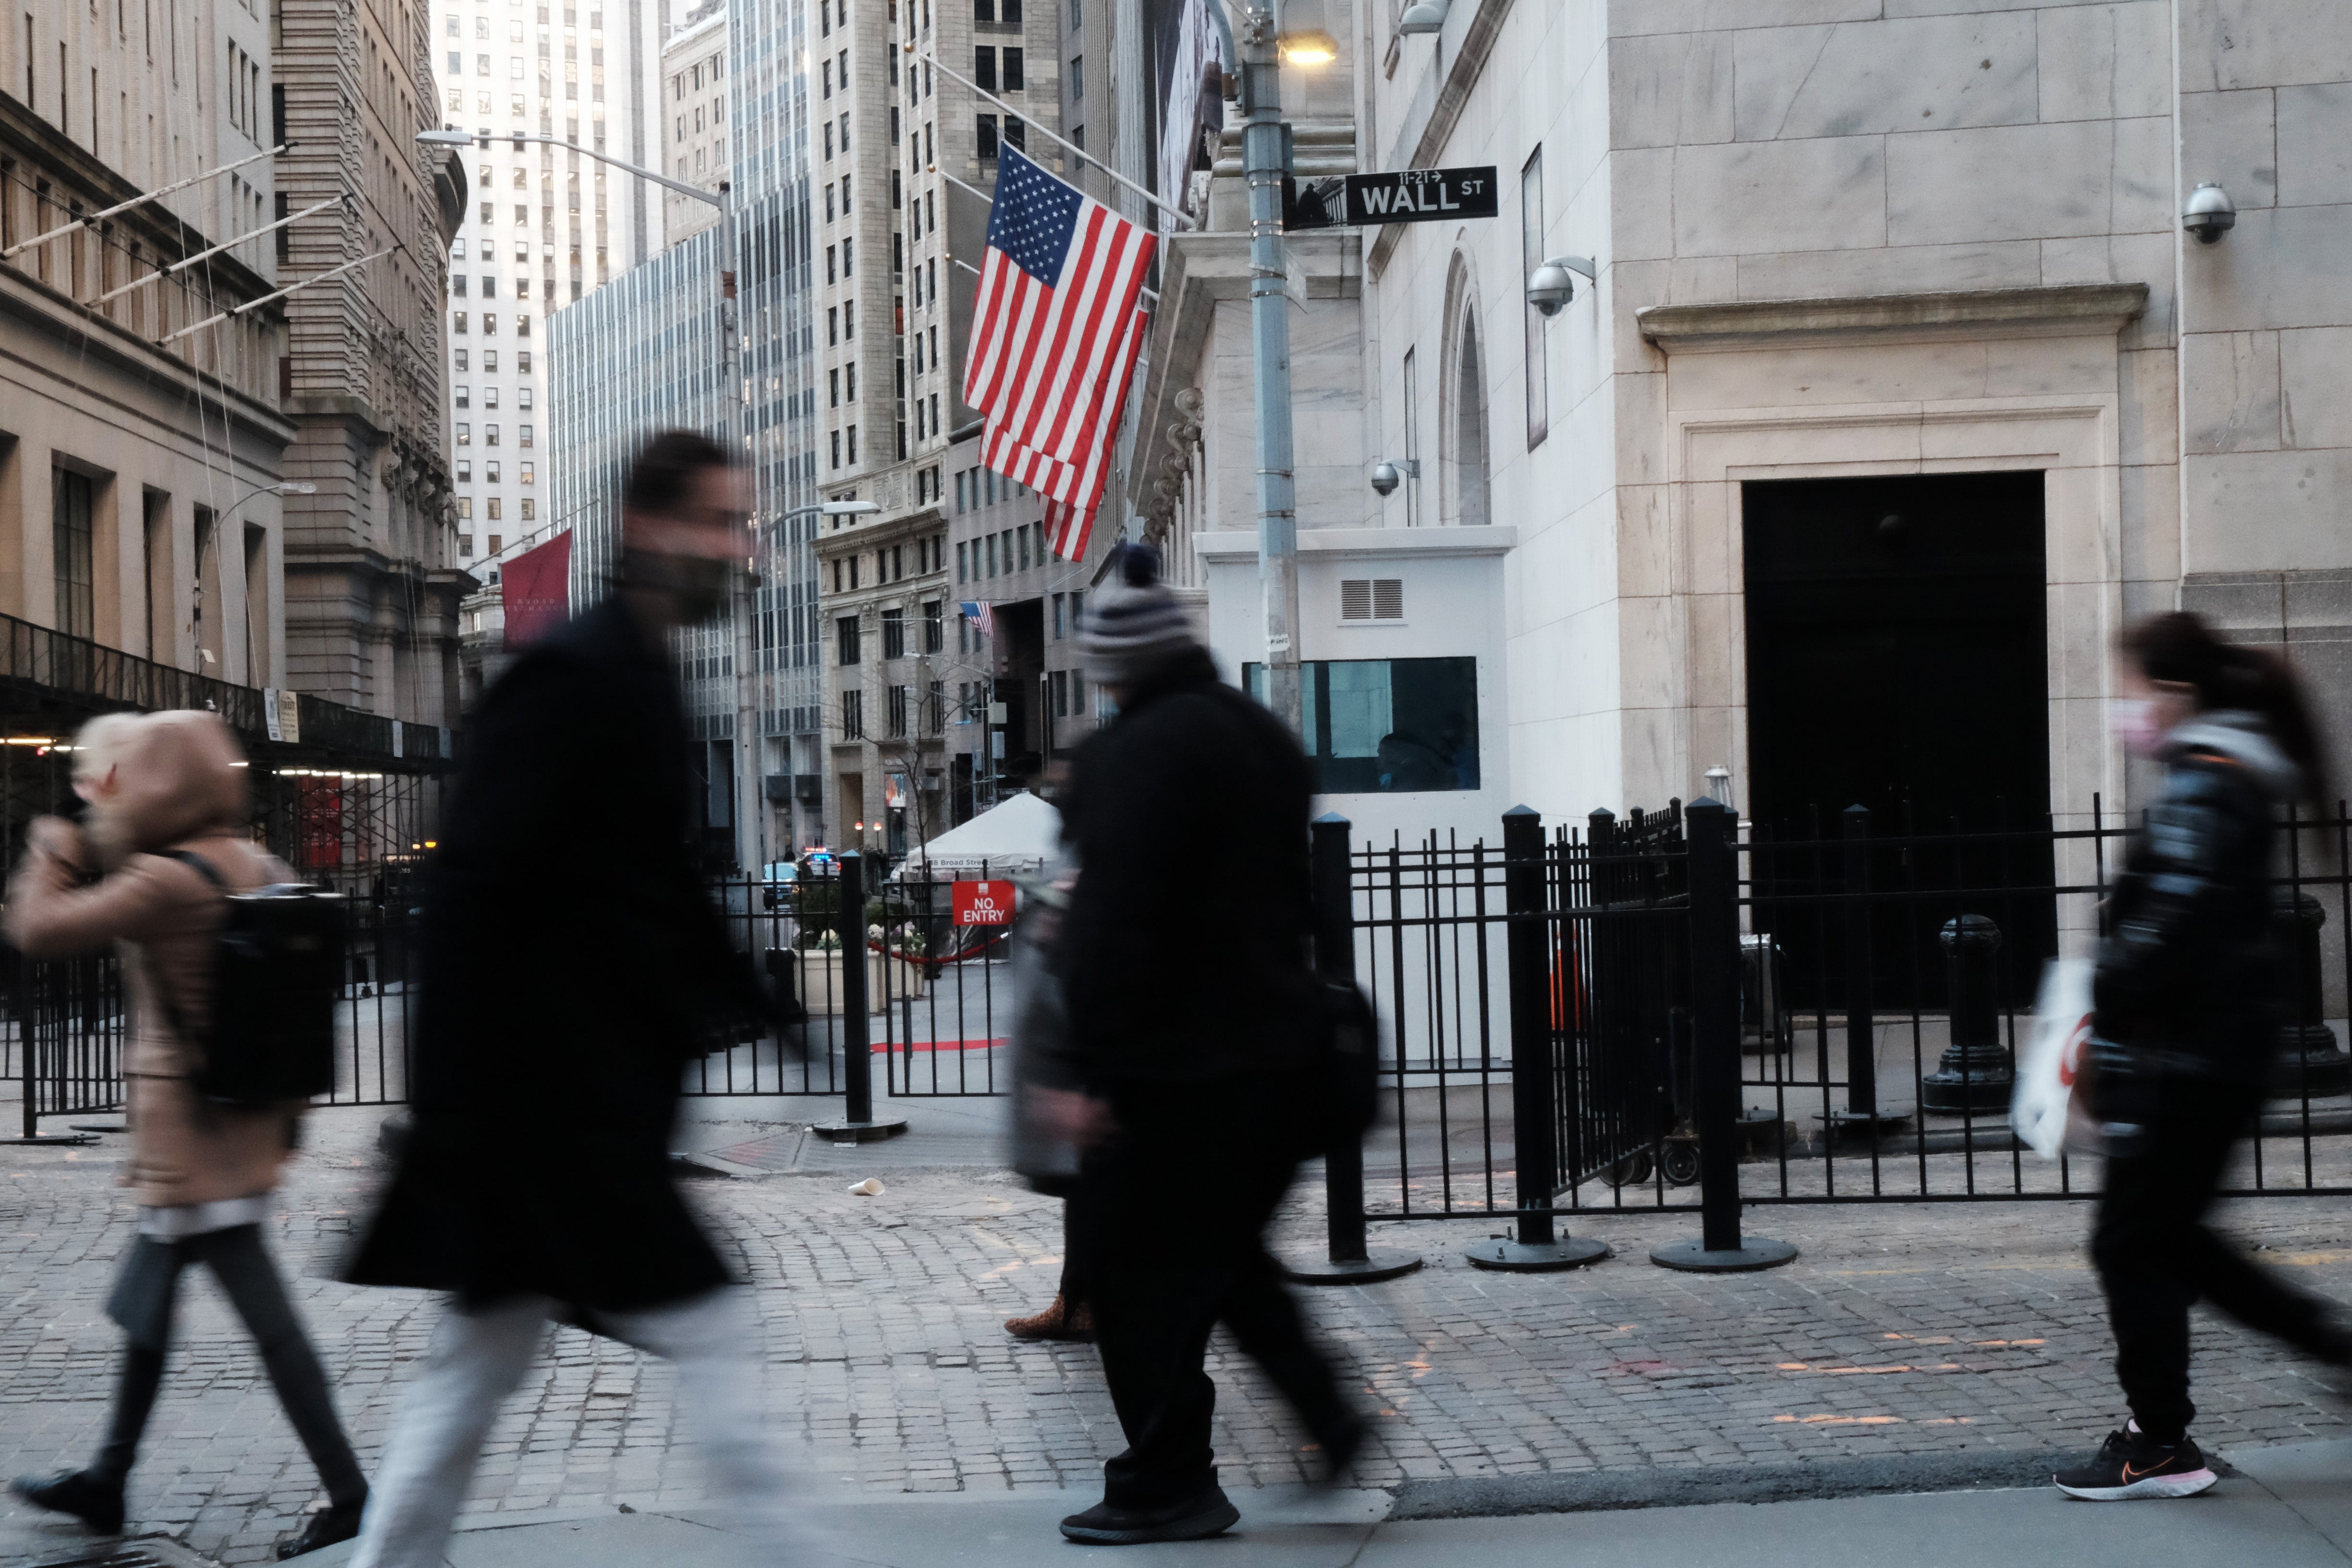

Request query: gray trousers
[{"left": 97, "top": 1225, "right": 366, "bottom": 1506}]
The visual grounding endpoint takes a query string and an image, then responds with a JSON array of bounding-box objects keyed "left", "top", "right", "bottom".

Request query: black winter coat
[
  {"left": 1055, "top": 649, "right": 1323, "bottom": 1085},
  {"left": 2093, "top": 712, "right": 2294, "bottom": 1087},
  {"left": 345, "top": 598, "right": 762, "bottom": 1310}
]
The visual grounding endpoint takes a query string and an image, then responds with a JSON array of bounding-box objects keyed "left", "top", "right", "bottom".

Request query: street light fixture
[
  {"left": 1397, "top": 0, "right": 1449, "bottom": 35},
  {"left": 1274, "top": 0, "right": 1339, "bottom": 63}
]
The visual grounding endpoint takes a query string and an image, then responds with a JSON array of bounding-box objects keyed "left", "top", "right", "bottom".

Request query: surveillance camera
[
  {"left": 1526, "top": 257, "right": 1591, "bottom": 317},
  {"left": 1369, "top": 461, "right": 1401, "bottom": 497},
  {"left": 2182, "top": 182, "right": 2236, "bottom": 244}
]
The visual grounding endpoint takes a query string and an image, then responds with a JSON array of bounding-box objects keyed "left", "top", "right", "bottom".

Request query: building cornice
[
  {"left": 1635, "top": 284, "right": 2151, "bottom": 353},
  {"left": 1194, "top": 526, "right": 1519, "bottom": 562}
]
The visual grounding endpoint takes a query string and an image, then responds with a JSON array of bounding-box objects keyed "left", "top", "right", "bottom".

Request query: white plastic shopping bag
[{"left": 2011, "top": 956, "right": 2098, "bottom": 1159}]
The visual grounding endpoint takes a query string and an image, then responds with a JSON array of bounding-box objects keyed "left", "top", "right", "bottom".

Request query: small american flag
[
  {"left": 982, "top": 305, "right": 1149, "bottom": 564},
  {"left": 960, "top": 600, "right": 997, "bottom": 642},
  {"left": 963, "top": 147, "right": 1157, "bottom": 468}
]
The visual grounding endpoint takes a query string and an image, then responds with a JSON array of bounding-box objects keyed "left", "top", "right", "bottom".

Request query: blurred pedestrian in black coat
[
  {"left": 1041, "top": 546, "right": 1361, "bottom": 1547},
  {"left": 343, "top": 432, "right": 805, "bottom": 1568}
]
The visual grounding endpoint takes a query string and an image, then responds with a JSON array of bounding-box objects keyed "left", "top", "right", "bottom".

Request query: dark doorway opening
[{"left": 1742, "top": 472, "right": 2054, "bottom": 1008}]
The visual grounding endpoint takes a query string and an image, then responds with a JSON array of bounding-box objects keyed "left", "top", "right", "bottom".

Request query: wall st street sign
[{"left": 1284, "top": 166, "right": 1500, "bottom": 232}]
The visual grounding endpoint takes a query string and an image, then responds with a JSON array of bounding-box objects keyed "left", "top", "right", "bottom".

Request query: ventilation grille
[{"left": 1339, "top": 578, "right": 1405, "bottom": 622}]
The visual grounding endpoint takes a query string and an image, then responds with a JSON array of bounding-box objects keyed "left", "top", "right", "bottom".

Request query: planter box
[{"left": 787, "top": 949, "right": 928, "bottom": 1016}]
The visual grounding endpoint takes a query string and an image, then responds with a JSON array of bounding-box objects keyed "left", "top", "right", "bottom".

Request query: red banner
[{"left": 500, "top": 531, "right": 572, "bottom": 648}]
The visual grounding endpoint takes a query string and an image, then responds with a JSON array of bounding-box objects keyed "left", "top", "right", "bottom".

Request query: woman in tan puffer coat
[{"left": 2, "top": 711, "right": 368, "bottom": 1559}]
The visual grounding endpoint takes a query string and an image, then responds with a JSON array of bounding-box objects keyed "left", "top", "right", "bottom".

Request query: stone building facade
[
  {"left": 1131, "top": 0, "right": 2352, "bottom": 861},
  {"left": 279, "top": 0, "right": 471, "bottom": 726},
  {"left": 660, "top": 2, "right": 727, "bottom": 243},
  {"left": 0, "top": 0, "right": 294, "bottom": 686}
]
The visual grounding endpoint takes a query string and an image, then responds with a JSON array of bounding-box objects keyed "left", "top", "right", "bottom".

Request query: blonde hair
[{"left": 69, "top": 713, "right": 143, "bottom": 784}]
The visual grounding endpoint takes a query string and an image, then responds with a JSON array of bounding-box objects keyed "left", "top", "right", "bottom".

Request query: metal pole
[
  {"left": 1288, "top": 812, "right": 1421, "bottom": 1285},
  {"left": 720, "top": 182, "right": 763, "bottom": 878},
  {"left": 1652, "top": 797, "right": 1796, "bottom": 1272},
  {"left": 1840, "top": 804, "right": 1879, "bottom": 1123},
  {"left": 1469, "top": 807, "right": 1607, "bottom": 1272},
  {"left": 1238, "top": 9, "right": 1302, "bottom": 738},
  {"left": 815, "top": 849, "right": 908, "bottom": 1143}
]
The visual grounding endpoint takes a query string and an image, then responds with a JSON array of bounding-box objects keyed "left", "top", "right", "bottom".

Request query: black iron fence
[{"left": 1310, "top": 796, "right": 2352, "bottom": 1271}]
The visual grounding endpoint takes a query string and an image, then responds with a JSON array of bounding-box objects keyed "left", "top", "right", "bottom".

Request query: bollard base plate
[
  {"left": 1465, "top": 1237, "right": 1611, "bottom": 1273},
  {"left": 0, "top": 1133, "right": 99, "bottom": 1146},
  {"left": 1284, "top": 1250, "right": 1425, "bottom": 1286},
  {"left": 811, "top": 1117, "right": 910, "bottom": 1144},
  {"left": 1650, "top": 1236, "right": 1798, "bottom": 1273},
  {"left": 1818, "top": 1110, "right": 1909, "bottom": 1135}
]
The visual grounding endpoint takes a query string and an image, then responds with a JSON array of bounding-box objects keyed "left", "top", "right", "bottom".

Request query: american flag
[
  {"left": 960, "top": 600, "right": 997, "bottom": 642},
  {"left": 982, "top": 305, "right": 1149, "bottom": 563},
  {"left": 963, "top": 147, "right": 1157, "bottom": 468}
]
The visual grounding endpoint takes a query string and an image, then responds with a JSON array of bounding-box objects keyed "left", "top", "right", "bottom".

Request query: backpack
[
  {"left": 147, "top": 850, "right": 348, "bottom": 1107},
  {"left": 1314, "top": 977, "right": 1381, "bottom": 1155}
]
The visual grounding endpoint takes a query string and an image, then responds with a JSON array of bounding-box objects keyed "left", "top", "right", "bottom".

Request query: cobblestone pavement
[{"left": 4, "top": 1102, "right": 2352, "bottom": 1565}]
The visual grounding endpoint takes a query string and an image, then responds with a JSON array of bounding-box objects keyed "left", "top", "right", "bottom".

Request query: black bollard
[
  {"left": 1920, "top": 914, "right": 2010, "bottom": 1115},
  {"left": 813, "top": 850, "right": 908, "bottom": 1143},
  {"left": 1468, "top": 807, "right": 1610, "bottom": 1272},
  {"left": 1650, "top": 798, "right": 1796, "bottom": 1272},
  {"left": 2270, "top": 891, "right": 2350, "bottom": 1100}
]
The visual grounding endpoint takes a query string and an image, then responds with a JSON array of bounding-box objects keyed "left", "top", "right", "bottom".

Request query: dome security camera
[
  {"left": 1526, "top": 256, "right": 1595, "bottom": 318},
  {"left": 2183, "top": 182, "right": 2237, "bottom": 244},
  {"left": 1368, "top": 458, "right": 1417, "bottom": 497}
]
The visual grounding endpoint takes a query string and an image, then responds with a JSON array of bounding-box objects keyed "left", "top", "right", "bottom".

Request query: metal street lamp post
[
  {"left": 417, "top": 128, "right": 763, "bottom": 863},
  {"left": 193, "top": 480, "right": 316, "bottom": 676}
]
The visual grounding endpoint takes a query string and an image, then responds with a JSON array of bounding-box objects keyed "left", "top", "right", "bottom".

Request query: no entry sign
[{"left": 952, "top": 879, "right": 1016, "bottom": 926}]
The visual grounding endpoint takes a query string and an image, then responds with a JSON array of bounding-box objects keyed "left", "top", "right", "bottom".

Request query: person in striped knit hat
[{"left": 1037, "top": 544, "right": 1363, "bottom": 1545}]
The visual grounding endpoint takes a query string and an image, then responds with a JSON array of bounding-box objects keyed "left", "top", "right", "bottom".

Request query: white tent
[{"left": 898, "top": 791, "right": 1064, "bottom": 878}]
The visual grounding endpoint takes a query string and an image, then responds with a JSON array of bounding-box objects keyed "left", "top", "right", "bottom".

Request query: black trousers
[
  {"left": 2093, "top": 1077, "right": 2342, "bottom": 1443},
  {"left": 95, "top": 1225, "right": 367, "bottom": 1506},
  {"left": 1085, "top": 1071, "right": 1352, "bottom": 1509}
]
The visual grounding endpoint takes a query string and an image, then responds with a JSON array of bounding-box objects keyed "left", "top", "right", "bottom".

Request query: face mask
[
  {"left": 2110, "top": 698, "right": 2165, "bottom": 760},
  {"left": 621, "top": 548, "right": 734, "bottom": 622}
]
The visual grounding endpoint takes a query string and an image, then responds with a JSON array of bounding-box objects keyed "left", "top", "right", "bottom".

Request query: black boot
[
  {"left": 275, "top": 1493, "right": 367, "bottom": 1559},
  {"left": 10, "top": 1470, "right": 126, "bottom": 1535}
]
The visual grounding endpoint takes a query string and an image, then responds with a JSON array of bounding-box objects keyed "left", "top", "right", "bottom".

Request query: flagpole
[{"left": 911, "top": 49, "right": 1194, "bottom": 232}]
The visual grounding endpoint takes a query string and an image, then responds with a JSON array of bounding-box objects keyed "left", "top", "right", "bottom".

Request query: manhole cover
[{"left": 31, "top": 1538, "right": 221, "bottom": 1568}]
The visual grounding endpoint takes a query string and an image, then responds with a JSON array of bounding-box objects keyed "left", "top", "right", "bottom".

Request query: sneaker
[
  {"left": 276, "top": 1494, "right": 366, "bottom": 1559},
  {"left": 10, "top": 1469, "right": 126, "bottom": 1534},
  {"left": 1059, "top": 1488, "right": 1241, "bottom": 1545},
  {"left": 2053, "top": 1428, "right": 2217, "bottom": 1500}
]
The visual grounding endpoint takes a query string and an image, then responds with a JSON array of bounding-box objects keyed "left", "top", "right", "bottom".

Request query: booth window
[{"left": 1243, "top": 657, "right": 1478, "bottom": 793}]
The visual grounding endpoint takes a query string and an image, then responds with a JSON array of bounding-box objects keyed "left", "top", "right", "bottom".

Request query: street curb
[{"left": 1384, "top": 1448, "right": 2192, "bottom": 1519}]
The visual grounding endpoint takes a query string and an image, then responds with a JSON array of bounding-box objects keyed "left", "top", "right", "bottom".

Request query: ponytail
[{"left": 2122, "top": 611, "right": 2330, "bottom": 806}]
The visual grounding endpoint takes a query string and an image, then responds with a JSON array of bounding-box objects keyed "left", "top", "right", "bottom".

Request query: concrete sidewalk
[{"left": 278, "top": 1438, "right": 2352, "bottom": 1568}]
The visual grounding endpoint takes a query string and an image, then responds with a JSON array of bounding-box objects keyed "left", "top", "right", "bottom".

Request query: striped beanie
[{"left": 1078, "top": 544, "right": 1199, "bottom": 687}]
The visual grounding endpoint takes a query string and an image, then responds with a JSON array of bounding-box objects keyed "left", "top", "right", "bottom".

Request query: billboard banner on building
[
  {"left": 502, "top": 531, "right": 574, "bottom": 647},
  {"left": 1154, "top": 0, "right": 1227, "bottom": 219}
]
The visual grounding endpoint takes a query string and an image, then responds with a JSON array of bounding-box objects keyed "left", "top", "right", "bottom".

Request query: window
[
  {"left": 882, "top": 606, "right": 905, "bottom": 659},
  {"left": 1520, "top": 144, "right": 1548, "bottom": 449},
  {"left": 977, "top": 112, "right": 998, "bottom": 159},
  {"left": 487, "top": 498, "right": 503, "bottom": 520},
  {"left": 487, "top": 424, "right": 501, "bottom": 446},
  {"left": 521, "top": 424, "right": 534, "bottom": 447},
  {"left": 1004, "top": 117, "right": 1025, "bottom": 152},
  {"left": 454, "top": 311, "right": 469, "bottom": 333},
  {"left": 456, "top": 422, "right": 472, "bottom": 444},
  {"left": 458, "top": 497, "right": 473, "bottom": 518},
  {"left": 1066, "top": 53, "right": 1078, "bottom": 99},
  {"left": 973, "top": 46, "right": 994, "bottom": 92},
  {"left": 521, "top": 500, "right": 535, "bottom": 519},
  {"left": 841, "top": 687, "right": 863, "bottom": 738},
  {"left": 848, "top": 425, "right": 859, "bottom": 462},
  {"left": 519, "top": 385, "right": 533, "bottom": 407},
  {"left": 52, "top": 469, "right": 94, "bottom": 639},
  {"left": 1069, "top": 590, "right": 1082, "bottom": 631},
  {"left": 453, "top": 274, "right": 469, "bottom": 298},
  {"left": 1003, "top": 47, "right": 1023, "bottom": 89},
  {"left": 517, "top": 313, "right": 531, "bottom": 338},
  {"left": 845, "top": 301, "right": 857, "bottom": 338},
  {"left": 836, "top": 614, "right": 861, "bottom": 664},
  {"left": 1071, "top": 668, "right": 1086, "bottom": 715},
  {"left": 827, "top": 305, "right": 838, "bottom": 344},
  {"left": 829, "top": 368, "right": 840, "bottom": 407},
  {"left": 455, "top": 384, "right": 471, "bottom": 408},
  {"left": 484, "top": 350, "right": 499, "bottom": 372},
  {"left": 520, "top": 462, "right": 535, "bottom": 484},
  {"left": 457, "top": 459, "right": 473, "bottom": 481},
  {"left": 484, "top": 312, "right": 499, "bottom": 335},
  {"left": 1051, "top": 592, "right": 1064, "bottom": 639},
  {"left": 1051, "top": 669, "right": 1068, "bottom": 718},
  {"left": 921, "top": 600, "right": 943, "bottom": 652},
  {"left": 887, "top": 684, "right": 909, "bottom": 737},
  {"left": 484, "top": 386, "right": 500, "bottom": 408},
  {"left": 927, "top": 680, "right": 945, "bottom": 734},
  {"left": 1017, "top": 526, "right": 1029, "bottom": 571},
  {"left": 1242, "top": 658, "right": 1482, "bottom": 794},
  {"left": 487, "top": 533, "right": 503, "bottom": 552},
  {"left": 826, "top": 244, "right": 836, "bottom": 284},
  {"left": 455, "top": 348, "right": 469, "bottom": 372},
  {"left": 956, "top": 540, "right": 967, "bottom": 580},
  {"left": 487, "top": 460, "right": 502, "bottom": 482}
]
